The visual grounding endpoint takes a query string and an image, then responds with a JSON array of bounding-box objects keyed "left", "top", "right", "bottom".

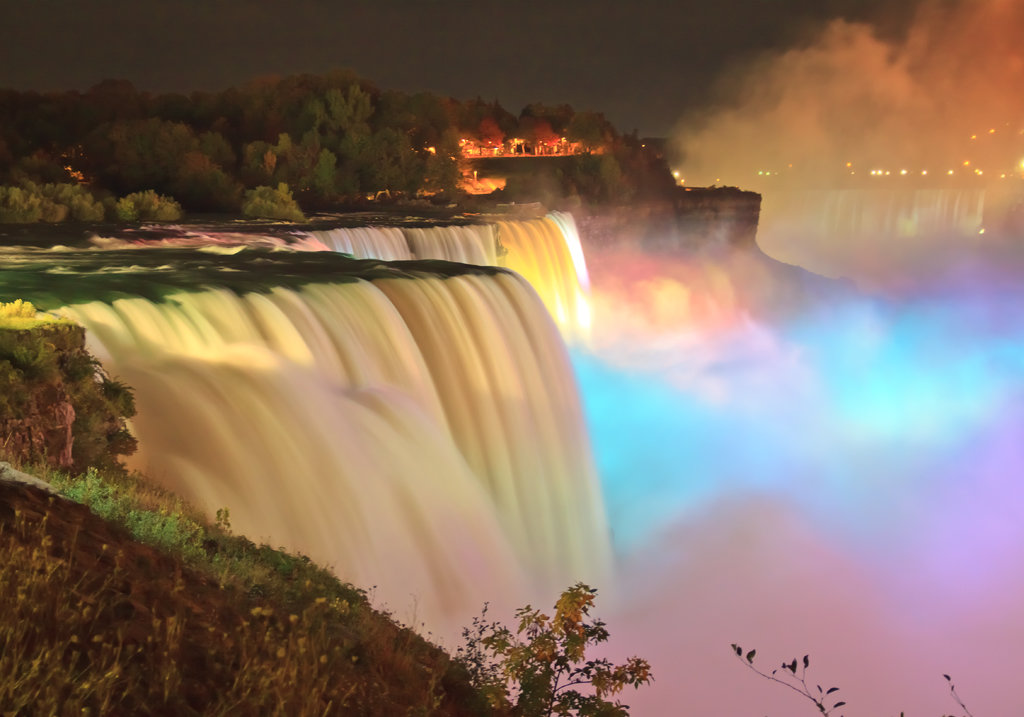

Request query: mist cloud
[{"left": 676, "top": 0, "right": 1024, "bottom": 188}]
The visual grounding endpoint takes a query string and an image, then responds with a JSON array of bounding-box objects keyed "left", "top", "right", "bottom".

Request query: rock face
[
  {"left": 576, "top": 187, "right": 763, "bottom": 254},
  {"left": 0, "top": 323, "right": 135, "bottom": 472},
  {"left": 0, "top": 461, "right": 56, "bottom": 492}
]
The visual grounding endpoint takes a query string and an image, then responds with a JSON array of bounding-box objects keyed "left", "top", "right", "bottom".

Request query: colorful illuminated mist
[{"left": 572, "top": 238, "right": 1024, "bottom": 714}]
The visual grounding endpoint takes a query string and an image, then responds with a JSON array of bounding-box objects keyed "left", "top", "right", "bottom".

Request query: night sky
[{"left": 0, "top": 0, "right": 916, "bottom": 136}]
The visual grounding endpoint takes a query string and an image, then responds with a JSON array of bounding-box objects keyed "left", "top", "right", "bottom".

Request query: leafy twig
[
  {"left": 730, "top": 645, "right": 846, "bottom": 716},
  {"left": 943, "top": 673, "right": 974, "bottom": 717}
]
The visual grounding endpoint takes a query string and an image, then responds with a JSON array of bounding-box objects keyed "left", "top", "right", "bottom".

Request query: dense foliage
[
  {"left": 0, "top": 309, "right": 136, "bottom": 472},
  {"left": 0, "top": 72, "right": 672, "bottom": 217},
  {"left": 242, "top": 183, "right": 306, "bottom": 222}
]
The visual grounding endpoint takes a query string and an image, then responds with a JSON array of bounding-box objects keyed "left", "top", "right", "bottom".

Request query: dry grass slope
[{"left": 0, "top": 478, "right": 493, "bottom": 716}]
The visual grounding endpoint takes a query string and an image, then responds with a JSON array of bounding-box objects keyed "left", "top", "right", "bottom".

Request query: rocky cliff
[
  {"left": 0, "top": 321, "right": 135, "bottom": 472},
  {"left": 576, "top": 186, "right": 762, "bottom": 254}
]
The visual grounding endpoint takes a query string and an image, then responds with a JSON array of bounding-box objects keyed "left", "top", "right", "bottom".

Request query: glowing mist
[{"left": 574, "top": 229, "right": 1024, "bottom": 715}]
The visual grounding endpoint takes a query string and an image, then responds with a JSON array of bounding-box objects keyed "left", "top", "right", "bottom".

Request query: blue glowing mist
[{"left": 573, "top": 247, "right": 1024, "bottom": 715}]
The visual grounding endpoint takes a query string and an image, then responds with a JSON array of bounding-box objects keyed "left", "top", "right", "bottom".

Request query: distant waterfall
[
  {"left": 762, "top": 188, "right": 986, "bottom": 241},
  {"left": 757, "top": 187, "right": 991, "bottom": 284},
  {"left": 58, "top": 258, "right": 609, "bottom": 624}
]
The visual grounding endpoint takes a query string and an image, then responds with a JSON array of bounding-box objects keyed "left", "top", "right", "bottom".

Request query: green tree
[
  {"left": 326, "top": 84, "right": 373, "bottom": 137},
  {"left": 423, "top": 128, "right": 462, "bottom": 195},
  {"left": 86, "top": 118, "right": 199, "bottom": 195},
  {"left": 566, "top": 111, "right": 615, "bottom": 153},
  {"left": 310, "top": 148, "right": 338, "bottom": 199},
  {"left": 460, "top": 583, "right": 652, "bottom": 716},
  {"left": 240, "top": 140, "right": 277, "bottom": 186},
  {"left": 0, "top": 185, "right": 48, "bottom": 222},
  {"left": 171, "top": 151, "right": 243, "bottom": 212},
  {"left": 198, "top": 131, "right": 236, "bottom": 170},
  {"left": 361, "top": 128, "right": 422, "bottom": 194}
]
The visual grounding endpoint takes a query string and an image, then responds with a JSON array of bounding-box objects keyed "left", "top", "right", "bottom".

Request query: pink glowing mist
[{"left": 573, "top": 239, "right": 1024, "bottom": 716}]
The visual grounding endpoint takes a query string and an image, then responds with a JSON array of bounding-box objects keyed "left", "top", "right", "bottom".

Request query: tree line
[{"left": 0, "top": 71, "right": 670, "bottom": 217}]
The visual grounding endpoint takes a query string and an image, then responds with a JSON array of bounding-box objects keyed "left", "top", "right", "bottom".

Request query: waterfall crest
[
  {"left": 303, "top": 223, "right": 499, "bottom": 265},
  {"left": 85, "top": 214, "right": 591, "bottom": 335}
]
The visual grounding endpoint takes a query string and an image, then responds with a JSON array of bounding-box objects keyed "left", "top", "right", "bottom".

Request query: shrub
[
  {"left": 32, "top": 182, "right": 106, "bottom": 222},
  {"left": 113, "top": 190, "right": 183, "bottom": 222},
  {"left": 55, "top": 467, "right": 206, "bottom": 561},
  {"left": 242, "top": 182, "right": 306, "bottom": 222},
  {"left": 460, "top": 583, "right": 652, "bottom": 715},
  {"left": 0, "top": 183, "right": 107, "bottom": 223},
  {"left": 0, "top": 299, "right": 38, "bottom": 321},
  {"left": 0, "top": 186, "right": 44, "bottom": 222}
]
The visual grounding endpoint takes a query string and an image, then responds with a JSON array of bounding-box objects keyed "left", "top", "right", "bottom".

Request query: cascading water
[
  {"left": 304, "top": 224, "right": 498, "bottom": 263},
  {"left": 4, "top": 246, "right": 608, "bottom": 628},
  {"left": 302, "top": 214, "right": 592, "bottom": 336},
  {"left": 769, "top": 188, "right": 986, "bottom": 239},
  {"left": 494, "top": 213, "right": 591, "bottom": 335},
  {"left": 756, "top": 187, "right": 995, "bottom": 286},
  {"left": 404, "top": 224, "right": 498, "bottom": 264}
]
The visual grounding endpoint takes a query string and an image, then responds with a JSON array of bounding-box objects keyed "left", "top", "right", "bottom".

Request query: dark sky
[{"left": 0, "top": 0, "right": 917, "bottom": 136}]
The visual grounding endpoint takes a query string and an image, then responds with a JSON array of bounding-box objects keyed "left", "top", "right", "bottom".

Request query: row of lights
[{"left": 749, "top": 159, "right": 1024, "bottom": 179}]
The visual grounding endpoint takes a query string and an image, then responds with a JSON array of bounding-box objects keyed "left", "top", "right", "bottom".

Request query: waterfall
[
  {"left": 305, "top": 215, "right": 589, "bottom": 334},
  {"left": 756, "top": 187, "right": 992, "bottom": 285},
  {"left": 764, "top": 188, "right": 986, "bottom": 240},
  {"left": 47, "top": 250, "right": 608, "bottom": 625},
  {"left": 403, "top": 224, "right": 499, "bottom": 265},
  {"left": 495, "top": 212, "right": 592, "bottom": 335},
  {"left": 306, "top": 226, "right": 412, "bottom": 260}
]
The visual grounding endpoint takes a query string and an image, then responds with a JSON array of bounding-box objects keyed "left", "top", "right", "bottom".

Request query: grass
[{"left": 1, "top": 460, "right": 495, "bottom": 715}]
